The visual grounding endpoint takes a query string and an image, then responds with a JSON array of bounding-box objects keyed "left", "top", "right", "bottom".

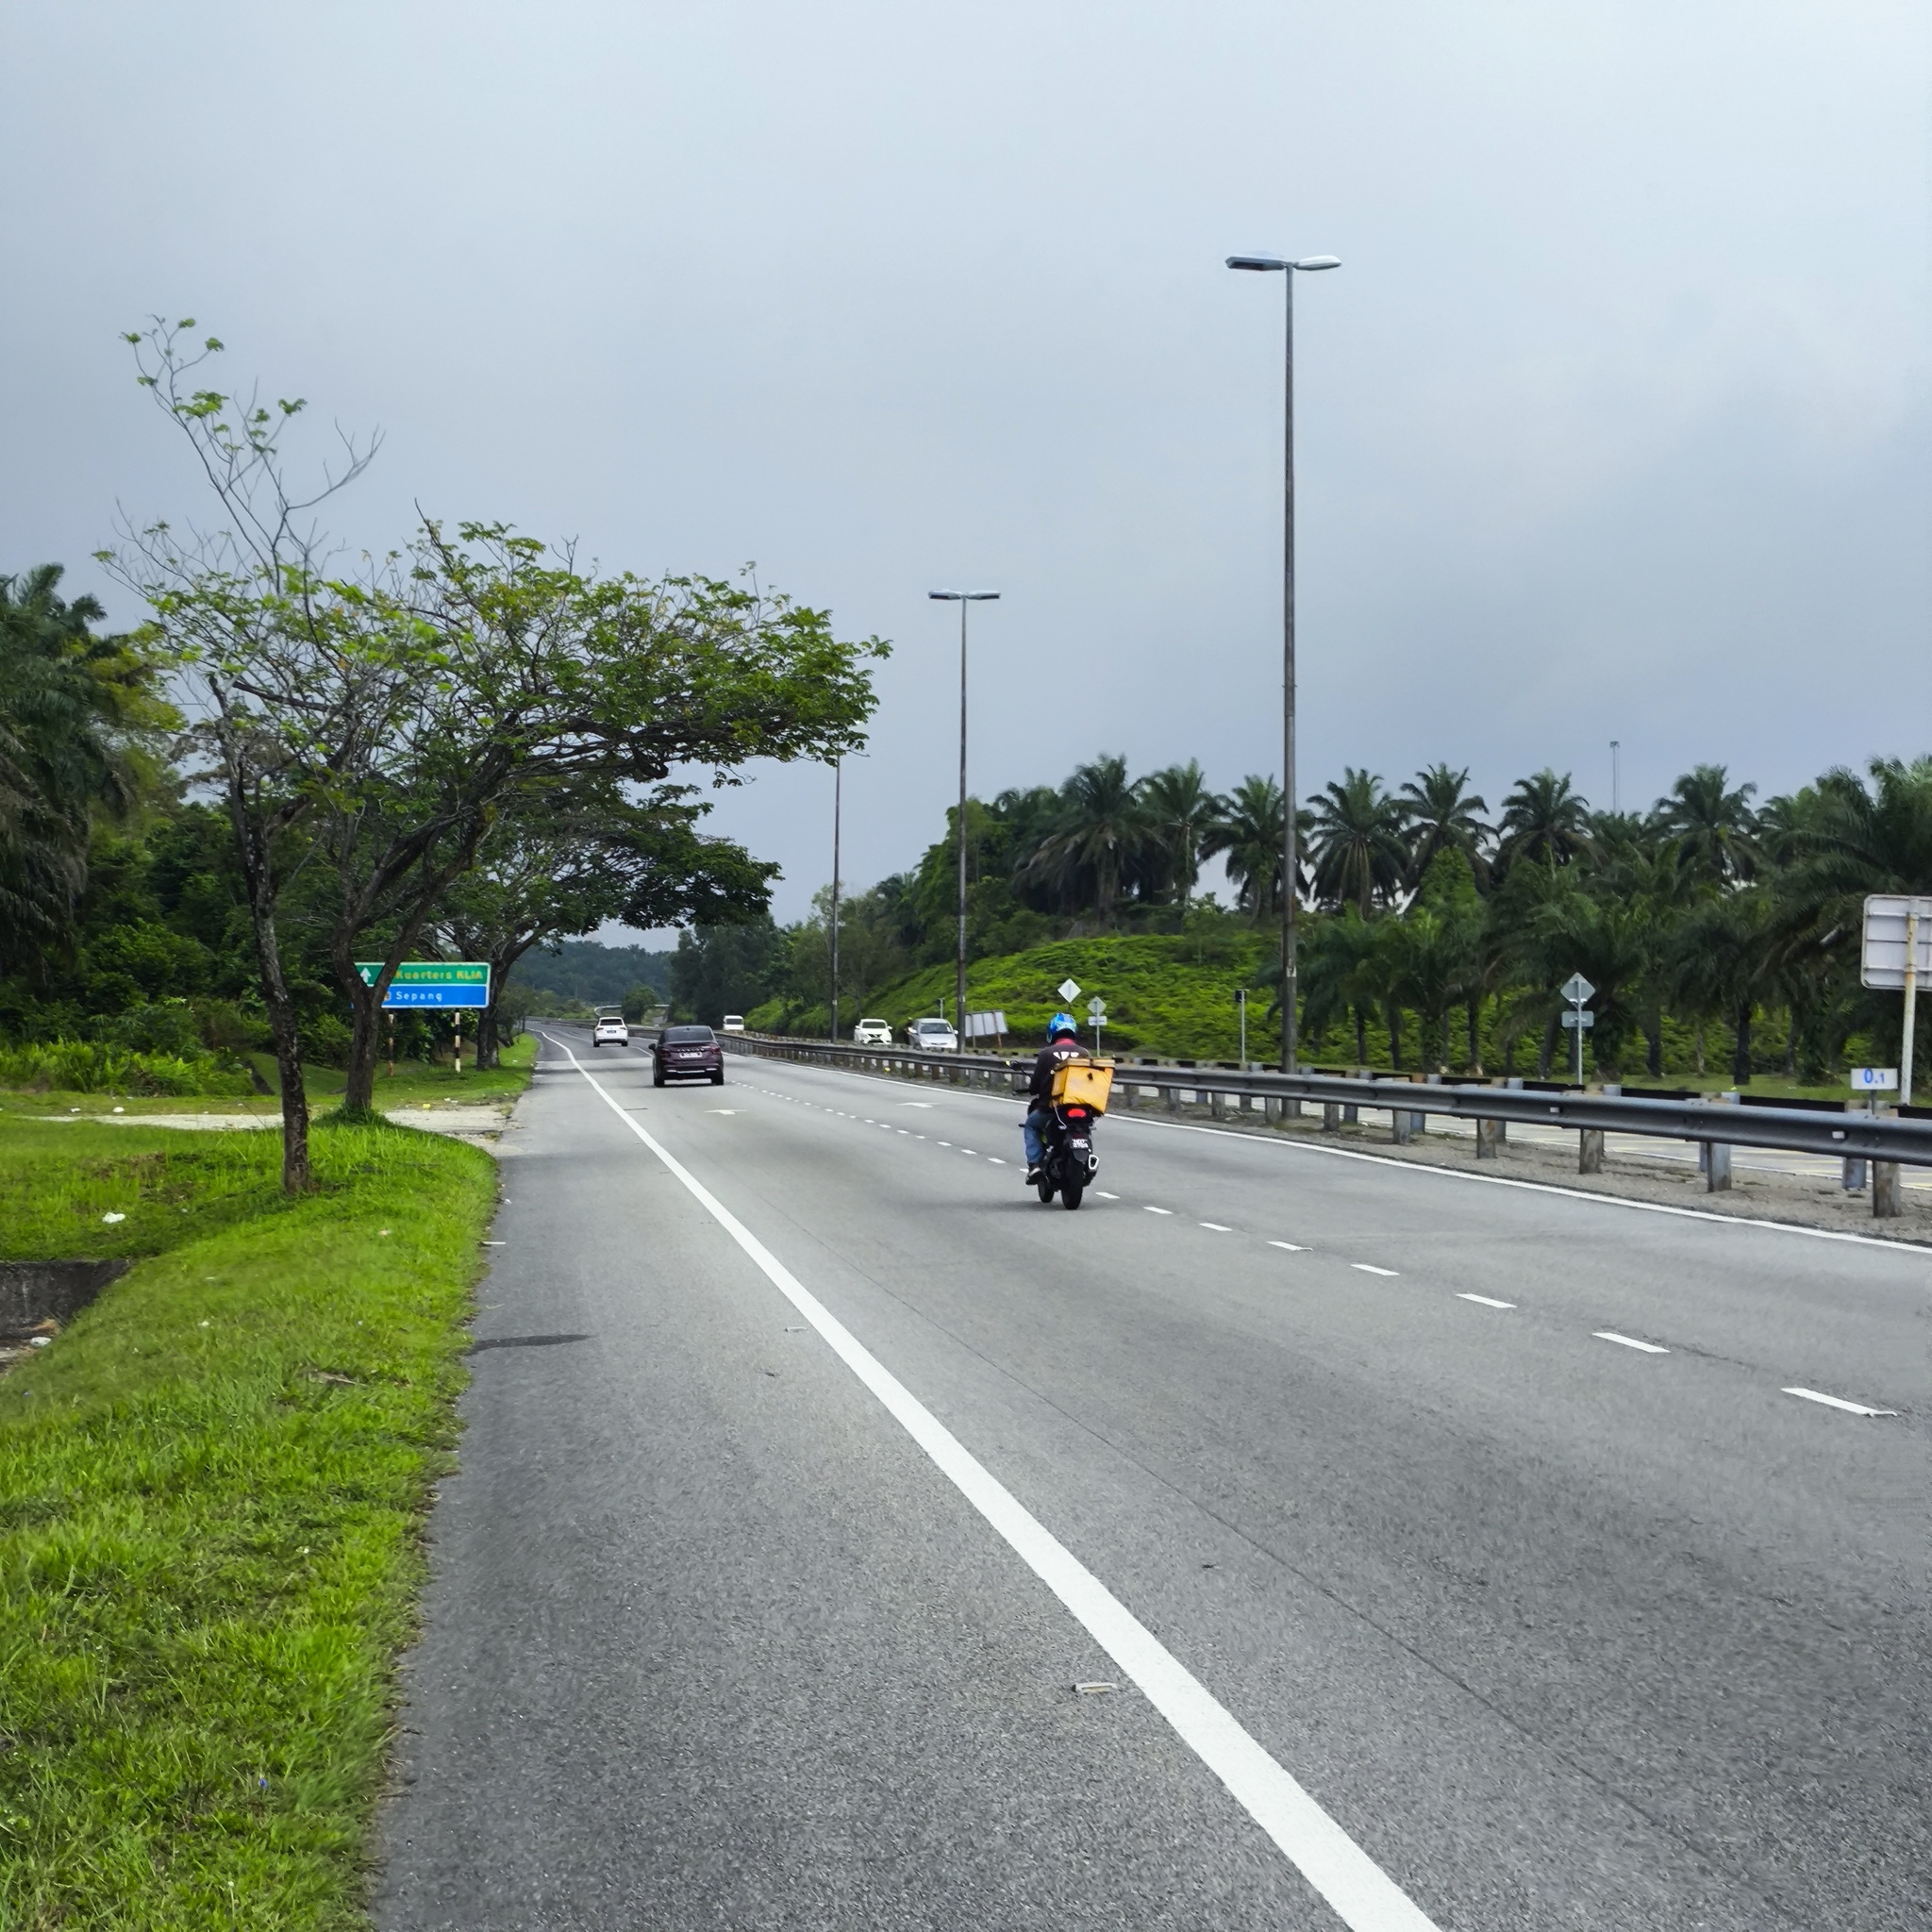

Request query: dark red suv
[{"left": 653, "top": 1024, "right": 724, "bottom": 1088}]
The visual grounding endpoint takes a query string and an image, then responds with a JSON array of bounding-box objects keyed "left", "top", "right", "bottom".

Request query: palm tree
[
  {"left": 1496, "top": 769, "right": 1592, "bottom": 874},
  {"left": 1656, "top": 763, "right": 1758, "bottom": 887},
  {"left": 0, "top": 565, "right": 152, "bottom": 974},
  {"left": 1137, "top": 760, "right": 1226, "bottom": 912},
  {"left": 1301, "top": 908, "right": 1381, "bottom": 1063},
  {"left": 1670, "top": 889, "right": 1778, "bottom": 1087},
  {"left": 1021, "top": 754, "right": 1152, "bottom": 923},
  {"left": 1305, "top": 768, "right": 1407, "bottom": 915},
  {"left": 1202, "top": 774, "right": 1297, "bottom": 922},
  {"left": 1397, "top": 764, "right": 1490, "bottom": 888}
]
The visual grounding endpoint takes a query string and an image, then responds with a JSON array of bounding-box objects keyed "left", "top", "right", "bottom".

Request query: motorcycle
[{"left": 1034, "top": 1100, "right": 1099, "bottom": 1209}]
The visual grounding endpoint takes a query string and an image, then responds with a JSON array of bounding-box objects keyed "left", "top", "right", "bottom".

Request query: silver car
[{"left": 907, "top": 1017, "right": 958, "bottom": 1053}]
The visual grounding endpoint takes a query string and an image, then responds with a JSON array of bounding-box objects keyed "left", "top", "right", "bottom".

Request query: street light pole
[
  {"left": 928, "top": 589, "right": 999, "bottom": 1043},
  {"left": 1226, "top": 252, "right": 1340, "bottom": 1074},
  {"left": 829, "top": 757, "right": 841, "bottom": 1044}
]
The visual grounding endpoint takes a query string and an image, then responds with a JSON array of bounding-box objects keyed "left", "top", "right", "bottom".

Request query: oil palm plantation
[
  {"left": 1656, "top": 763, "right": 1758, "bottom": 887},
  {"left": 1496, "top": 769, "right": 1592, "bottom": 874},
  {"left": 1137, "top": 760, "right": 1225, "bottom": 912},
  {"left": 1020, "top": 754, "right": 1152, "bottom": 923},
  {"left": 1397, "top": 764, "right": 1491, "bottom": 889},
  {"left": 1305, "top": 768, "right": 1407, "bottom": 914},
  {"left": 1202, "top": 774, "right": 1298, "bottom": 923}
]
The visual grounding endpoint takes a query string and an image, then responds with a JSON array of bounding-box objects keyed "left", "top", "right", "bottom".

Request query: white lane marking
[
  {"left": 1200, "top": 1222, "right": 1234, "bottom": 1233},
  {"left": 1269, "top": 1241, "right": 1308, "bottom": 1253},
  {"left": 960, "top": 1149, "right": 977, "bottom": 1156},
  {"left": 989, "top": 1157, "right": 1008, "bottom": 1164},
  {"left": 938, "top": 1141, "right": 952, "bottom": 1147},
  {"left": 1594, "top": 1331, "right": 1669, "bottom": 1354},
  {"left": 1096, "top": 1191, "right": 1120, "bottom": 1200},
  {"left": 707, "top": 1109, "right": 739, "bottom": 1115},
  {"left": 1782, "top": 1386, "right": 1898, "bottom": 1417},
  {"left": 899, "top": 1102, "right": 936, "bottom": 1108},
  {"left": 1352, "top": 1265, "right": 1399, "bottom": 1278},
  {"left": 1144, "top": 1206, "right": 1174, "bottom": 1216},
  {"left": 550, "top": 1037, "right": 1442, "bottom": 1932},
  {"left": 897, "top": 1128, "right": 910, "bottom": 1134},
  {"left": 1457, "top": 1293, "right": 1515, "bottom": 1309}
]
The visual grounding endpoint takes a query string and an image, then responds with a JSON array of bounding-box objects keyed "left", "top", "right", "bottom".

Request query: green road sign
[{"left": 354, "top": 961, "right": 491, "bottom": 1009}]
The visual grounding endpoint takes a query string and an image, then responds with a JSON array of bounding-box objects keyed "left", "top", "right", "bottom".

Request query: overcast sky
[{"left": 6, "top": 2, "right": 1926, "bottom": 934}]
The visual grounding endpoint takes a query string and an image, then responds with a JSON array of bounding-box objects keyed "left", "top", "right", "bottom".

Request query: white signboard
[
  {"left": 1559, "top": 1009, "right": 1596, "bottom": 1029},
  {"left": 1560, "top": 973, "right": 1595, "bottom": 1006},
  {"left": 1850, "top": 1067, "right": 1899, "bottom": 1091},
  {"left": 1086, "top": 996, "right": 1107, "bottom": 1020},
  {"left": 961, "top": 1010, "right": 1008, "bottom": 1041},
  {"left": 1860, "top": 895, "right": 1932, "bottom": 991},
  {"left": 1058, "top": 978, "right": 1082, "bottom": 1003}
]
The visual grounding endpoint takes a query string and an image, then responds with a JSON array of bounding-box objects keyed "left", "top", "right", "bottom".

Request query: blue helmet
[{"left": 1048, "top": 1011, "right": 1078, "bottom": 1040}]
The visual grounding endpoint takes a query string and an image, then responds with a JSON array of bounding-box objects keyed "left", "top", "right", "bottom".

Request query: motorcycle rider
[{"left": 1023, "top": 1012, "right": 1087, "bottom": 1183}]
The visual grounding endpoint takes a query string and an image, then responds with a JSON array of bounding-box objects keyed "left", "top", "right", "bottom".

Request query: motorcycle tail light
[{"left": 1065, "top": 1107, "right": 1089, "bottom": 1120}]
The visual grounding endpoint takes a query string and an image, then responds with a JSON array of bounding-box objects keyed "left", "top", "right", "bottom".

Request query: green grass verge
[
  {"left": 0, "top": 1035, "right": 535, "bottom": 1122},
  {"left": 0, "top": 1114, "right": 499, "bottom": 1928}
]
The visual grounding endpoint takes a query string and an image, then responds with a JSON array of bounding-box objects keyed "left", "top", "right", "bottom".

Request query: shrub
[{"left": 0, "top": 1041, "right": 253, "bottom": 1097}]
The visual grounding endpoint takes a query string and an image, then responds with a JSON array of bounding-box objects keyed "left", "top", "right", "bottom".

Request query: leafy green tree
[
  {"left": 1301, "top": 908, "right": 1381, "bottom": 1063},
  {"left": 1201, "top": 774, "right": 1298, "bottom": 923},
  {"left": 1305, "top": 768, "right": 1407, "bottom": 915},
  {"left": 671, "top": 918, "right": 789, "bottom": 1024},
  {"left": 1386, "top": 849, "right": 1484, "bottom": 1070},
  {"left": 1669, "top": 889, "right": 1779, "bottom": 1086}
]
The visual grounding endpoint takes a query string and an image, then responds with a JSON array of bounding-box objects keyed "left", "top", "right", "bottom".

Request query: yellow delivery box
[{"left": 1050, "top": 1057, "right": 1115, "bottom": 1113}]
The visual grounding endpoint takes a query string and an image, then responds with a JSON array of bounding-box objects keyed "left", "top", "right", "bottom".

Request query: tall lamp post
[
  {"left": 829, "top": 757, "right": 842, "bottom": 1044},
  {"left": 928, "top": 589, "right": 999, "bottom": 1041},
  {"left": 1226, "top": 251, "right": 1341, "bottom": 1073}
]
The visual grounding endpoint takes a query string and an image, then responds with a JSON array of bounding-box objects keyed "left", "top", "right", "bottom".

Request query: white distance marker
[
  {"left": 1782, "top": 1386, "right": 1897, "bottom": 1417},
  {"left": 1594, "top": 1331, "right": 1669, "bottom": 1354},
  {"left": 1457, "top": 1293, "right": 1514, "bottom": 1309},
  {"left": 1352, "top": 1264, "right": 1399, "bottom": 1278}
]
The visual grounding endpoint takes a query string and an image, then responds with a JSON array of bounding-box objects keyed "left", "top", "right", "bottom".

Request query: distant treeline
[{"left": 508, "top": 939, "right": 674, "bottom": 1010}]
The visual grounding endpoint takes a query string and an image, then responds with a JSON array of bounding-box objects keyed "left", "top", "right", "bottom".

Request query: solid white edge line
[
  {"left": 727, "top": 1053, "right": 1932, "bottom": 1257},
  {"left": 545, "top": 1037, "right": 1441, "bottom": 1932},
  {"left": 1782, "top": 1386, "right": 1898, "bottom": 1417},
  {"left": 1594, "top": 1331, "right": 1669, "bottom": 1354}
]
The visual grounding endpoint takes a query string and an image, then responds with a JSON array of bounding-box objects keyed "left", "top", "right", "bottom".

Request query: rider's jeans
[{"left": 1023, "top": 1108, "right": 1051, "bottom": 1166}]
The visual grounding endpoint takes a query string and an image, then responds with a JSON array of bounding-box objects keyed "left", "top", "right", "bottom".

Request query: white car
[
  {"left": 852, "top": 1017, "right": 892, "bottom": 1046},
  {"left": 720, "top": 1014, "right": 746, "bottom": 1033},
  {"left": 591, "top": 1016, "right": 629, "bottom": 1047},
  {"left": 907, "top": 1016, "right": 958, "bottom": 1053}
]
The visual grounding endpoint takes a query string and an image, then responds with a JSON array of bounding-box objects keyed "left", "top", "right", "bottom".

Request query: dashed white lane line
[
  {"left": 1269, "top": 1241, "right": 1308, "bottom": 1253},
  {"left": 1457, "top": 1293, "right": 1515, "bottom": 1310},
  {"left": 1200, "top": 1222, "right": 1234, "bottom": 1233},
  {"left": 1144, "top": 1206, "right": 1174, "bottom": 1216},
  {"left": 1352, "top": 1264, "right": 1399, "bottom": 1278},
  {"left": 1594, "top": 1331, "right": 1669, "bottom": 1354},
  {"left": 989, "top": 1157, "right": 1008, "bottom": 1165},
  {"left": 1096, "top": 1191, "right": 1120, "bottom": 1200},
  {"left": 557, "top": 1041, "right": 1443, "bottom": 1932},
  {"left": 1782, "top": 1386, "right": 1898, "bottom": 1417}
]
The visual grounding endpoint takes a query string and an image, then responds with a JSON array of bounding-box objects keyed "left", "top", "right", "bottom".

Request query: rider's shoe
[{"left": 1024, "top": 1164, "right": 1041, "bottom": 1185}]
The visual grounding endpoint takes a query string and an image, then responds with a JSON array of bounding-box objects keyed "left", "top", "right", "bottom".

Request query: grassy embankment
[
  {"left": 0, "top": 1034, "right": 536, "bottom": 1121},
  {"left": 761, "top": 934, "right": 1882, "bottom": 1101},
  {"left": 0, "top": 1102, "right": 507, "bottom": 1926}
]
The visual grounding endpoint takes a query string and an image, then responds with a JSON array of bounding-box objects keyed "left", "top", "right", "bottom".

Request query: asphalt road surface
[{"left": 376, "top": 1028, "right": 1930, "bottom": 1931}]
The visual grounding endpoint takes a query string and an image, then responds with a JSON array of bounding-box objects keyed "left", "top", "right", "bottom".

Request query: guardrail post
[
  {"left": 1707, "top": 1091, "right": 1736, "bottom": 1191},
  {"left": 1264, "top": 1094, "right": 1282, "bottom": 1124},
  {"left": 1209, "top": 1090, "right": 1226, "bottom": 1120},
  {"left": 1341, "top": 1102, "right": 1358, "bottom": 1124},
  {"left": 1475, "top": 1117, "right": 1499, "bottom": 1158},
  {"left": 1391, "top": 1105, "right": 1413, "bottom": 1146},
  {"left": 1578, "top": 1128, "right": 1605, "bottom": 1174},
  {"left": 1873, "top": 1159, "right": 1902, "bottom": 1217},
  {"left": 1323, "top": 1102, "right": 1340, "bottom": 1132},
  {"left": 1162, "top": 1084, "right": 1178, "bottom": 1112}
]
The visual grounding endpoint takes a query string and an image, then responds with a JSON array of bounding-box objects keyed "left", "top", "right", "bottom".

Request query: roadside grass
[
  {"left": 0, "top": 1034, "right": 535, "bottom": 1122},
  {"left": 0, "top": 1113, "right": 498, "bottom": 1928}
]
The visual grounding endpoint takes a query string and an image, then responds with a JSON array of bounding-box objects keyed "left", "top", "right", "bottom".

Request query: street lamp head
[
  {"left": 928, "top": 590, "right": 999, "bottom": 601},
  {"left": 1291, "top": 255, "right": 1342, "bottom": 271},
  {"left": 1226, "top": 255, "right": 1289, "bottom": 272}
]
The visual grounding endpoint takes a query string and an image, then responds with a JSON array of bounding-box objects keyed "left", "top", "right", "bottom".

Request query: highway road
[{"left": 377, "top": 1027, "right": 1930, "bottom": 1931}]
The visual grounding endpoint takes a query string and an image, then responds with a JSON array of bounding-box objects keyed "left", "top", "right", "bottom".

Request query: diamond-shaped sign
[
  {"left": 1058, "top": 978, "right": 1081, "bottom": 1003},
  {"left": 1560, "top": 973, "right": 1594, "bottom": 1006},
  {"left": 1087, "top": 996, "right": 1107, "bottom": 1019}
]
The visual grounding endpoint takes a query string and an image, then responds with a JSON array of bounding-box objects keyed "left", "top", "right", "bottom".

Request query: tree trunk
[
  {"left": 475, "top": 1002, "right": 500, "bottom": 1071},
  {"left": 1694, "top": 1021, "right": 1707, "bottom": 1075},
  {"left": 1539, "top": 1014, "right": 1557, "bottom": 1080},
  {"left": 1783, "top": 1008, "right": 1797, "bottom": 1075},
  {"left": 1732, "top": 1002, "right": 1753, "bottom": 1087},
  {"left": 1353, "top": 1006, "right": 1367, "bottom": 1065},
  {"left": 232, "top": 799, "right": 309, "bottom": 1192},
  {"left": 1387, "top": 1002, "right": 1405, "bottom": 1072},
  {"left": 340, "top": 965, "right": 387, "bottom": 1120},
  {"left": 1467, "top": 995, "right": 1482, "bottom": 1074},
  {"left": 1645, "top": 1014, "right": 1662, "bottom": 1078}
]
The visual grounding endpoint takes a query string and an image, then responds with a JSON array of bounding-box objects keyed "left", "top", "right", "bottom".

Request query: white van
[{"left": 720, "top": 1014, "right": 746, "bottom": 1033}]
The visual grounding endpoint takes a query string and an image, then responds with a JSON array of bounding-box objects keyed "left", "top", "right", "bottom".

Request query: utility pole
[
  {"left": 829, "top": 758, "right": 841, "bottom": 1043},
  {"left": 927, "top": 589, "right": 999, "bottom": 1046}
]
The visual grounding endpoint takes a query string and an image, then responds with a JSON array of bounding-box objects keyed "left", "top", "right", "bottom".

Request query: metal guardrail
[{"left": 722, "top": 1032, "right": 1932, "bottom": 1170}]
